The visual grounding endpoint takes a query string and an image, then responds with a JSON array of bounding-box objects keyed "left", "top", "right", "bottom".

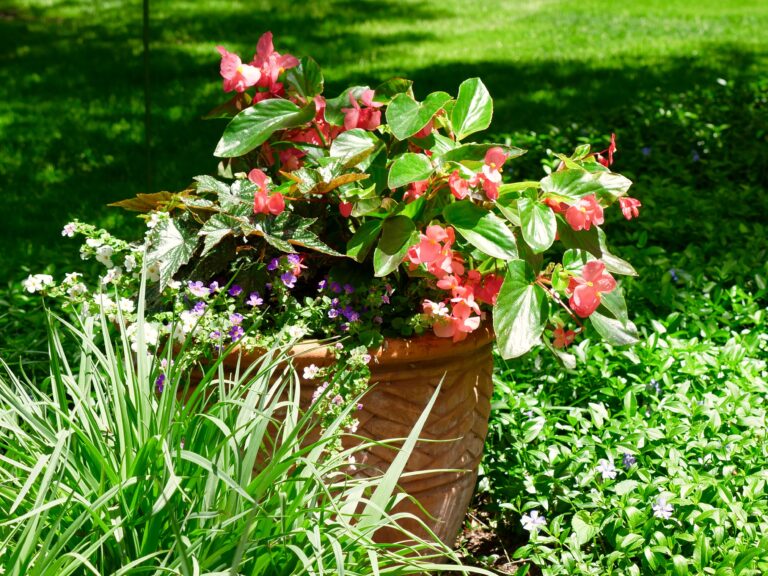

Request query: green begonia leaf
[
  {"left": 519, "top": 197, "right": 557, "bottom": 253},
  {"left": 386, "top": 91, "right": 452, "bottom": 140},
  {"left": 451, "top": 78, "right": 493, "bottom": 141},
  {"left": 443, "top": 200, "right": 518, "bottom": 260},
  {"left": 373, "top": 216, "right": 418, "bottom": 277},
  {"left": 387, "top": 153, "right": 434, "bottom": 190}
]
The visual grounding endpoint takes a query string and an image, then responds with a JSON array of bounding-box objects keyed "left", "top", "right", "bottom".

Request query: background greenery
[{"left": 2, "top": 0, "right": 767, "bottom": 573}]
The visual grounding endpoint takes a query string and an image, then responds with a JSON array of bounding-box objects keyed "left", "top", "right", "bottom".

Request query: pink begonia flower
[
  {"left": 342, "top": 89, "right": 383, "bottom": 131},
  {"left": 595, "top": 133, "right": 617, "bottom": 167},
  {"left": 553, "top": 326, "right": 576, "bottom": 348},
  {"left": 474, "top": 273, "right": 504, "bottom": 306},
  {"left": 619, "top": 197, "right": 641, "bottom": 220},
  {"left": 567, "top": 261, "right": 617, "bottom": 318},
  {"left": 403, "top": 179, "right": 429, "bottom": 203},
  {"left": 544, "top": 197, "right": 568, "bottom": 214},
  {"left": 251, "top": 32, "right": 299, "bottom": 90},
  {"left": 283, "top": 96, "right": 342, "bottom": 147},
  {"left": 434, "top": 298, "right": 481, "bottom": 342},
  {"left": 468, "top": 146, "right": 507, "bottom": 201},
  {"left": 565, "top": 194, "right": 604, "bottom": 231},
  {"left": 339, "top": 202, "right": 353, "bottom": 218},
  {"left": 249, "top": 169, "right": 285, "bottom": 216},
  {"left": 449, "top": 170, "right": 470, "bottom": 200},
  {"left": 407, "top": 225, "right": 451, "bottom": 265},
  {"left": 216, "top": 46, "right": 261, "bottom": 93},
  {"left": 278, "top": 148, "right": 304, "bottom": 172}
]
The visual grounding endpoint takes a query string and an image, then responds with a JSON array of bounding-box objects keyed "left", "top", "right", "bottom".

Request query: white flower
[
  {"left": 126, "top": 322, "right": 159, "bottom": 351},
  {"left": 521, "top": 510, "right": 547, "bottom": 532},
  {"left": 61, "top": 222, "right": 77, "bottom": 237},
  {"left": 93, "top": 294, "right": 115, "bottom": 314},
  {"left": 85, "top": 237, "right": 103, "bottom": 248},
  {"left": 147, "top": 262, "right": 161, "bottom": 282},
  {"left": 101, "top": 266, "right": 122, "bottom": 285},
  {"left": 118, "top": 298, "right": 135, "bottom": 314},
  {"left": 95, "top": 245, "right": 115, "bottom": 268},
  {"left": 596, "top": 459, "right": 618, "bottom": 480},
  {"left": 303, "top": 364, "right": 320, "bottom": 380},
  {"left": 346, "top": 419, "right": 359, "bottom": 434},
  {"left": 167, "top": 280, "right": 181, "bottom": 291},
  {"left": 63, "top": 272, "right": 81, "bottom": 284},
  {"left": 22, "top": 274, "right": 54, "bottom": 293},
  {"left": 147, "top": 212, "right": 162, "bottom": 229},
  {"left": 124, "top": 255, "right": 137, "bottom": 272},
  {"left": 652, "top": 497, "right": 674, "bottom": 520},
  {"left": 67, "top": 283, "right": 88, "bottom": 298},
  {"left": 179, "top": 310, "right": 198, "bottom": 334},
  {"left": 288, "top": 325, "right": 305, "bottom": 339}
]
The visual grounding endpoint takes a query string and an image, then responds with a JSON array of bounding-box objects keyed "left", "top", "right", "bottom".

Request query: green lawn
[{"left": 2, "top": 0, "right": 766, "bottom": 279}]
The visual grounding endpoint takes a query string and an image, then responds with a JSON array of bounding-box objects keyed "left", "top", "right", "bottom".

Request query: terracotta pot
[{"left": 223, "top": 325, "right": 495, "bottom": 546}]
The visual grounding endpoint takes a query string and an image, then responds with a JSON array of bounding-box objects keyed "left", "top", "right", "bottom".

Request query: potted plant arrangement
[{"left": 27, "top": 32, "right": 642, "bottom": 545}]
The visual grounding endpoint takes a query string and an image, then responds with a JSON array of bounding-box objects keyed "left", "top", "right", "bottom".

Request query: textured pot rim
[{"left": 233, "top": 323, "right": 495, "bottom": 368}]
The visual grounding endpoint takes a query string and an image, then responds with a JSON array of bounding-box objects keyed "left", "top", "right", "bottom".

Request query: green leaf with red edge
[
  {"left": 214, "top": 99, "right": 316, "bottom": 158},
  {"left": 387, "top": 153, "right": 434, "bottom": 189},
  {"left": 494, "top": 259, "right": 550, "bottom": 359},
  {"left": 373, "top": 216, "right": 418, "bottom": 277},
  {"left": 451, "top": 78, "right": 493, "bottom": 141},
  {"left": 435, "top": 143, "right": 525, "bottom": 166},
  {"left": 443, "top": 200, "right": 518, "bottom": 261},
  {"left": 590, "top": 311, "right": 639, "bottom": 346},
  {"left": 541, "top": 168, "right": 632, "bottom": 203},
  {"left": 519, "top": 196, "right": 557, "bottom": 253},
  {"left": 347, "top": 219, "right": 383, "bottom": 263},
  {"left": 284, "top": 56, "right": 324, "bottom": 100},
  {"left": 385, "top": 91, "right": 452, "bottom": 141}
]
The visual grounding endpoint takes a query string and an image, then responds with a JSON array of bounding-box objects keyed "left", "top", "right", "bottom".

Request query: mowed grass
[{"left": 1, "top": 0, "right": 766, "bottom": 279}]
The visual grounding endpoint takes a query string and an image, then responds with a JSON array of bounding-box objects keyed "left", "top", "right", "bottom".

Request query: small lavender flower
[
  {"left": 641, "top": 146, "right": 651, "bottom": 157},
  {"left": 280, "top": 272, "right": 297, "bottom": 289},
  {"left": 188, "top": 281, "right": 209, "bottom": 298},
  {"left": 61, "top": 222, "right": 77, "bottom": 237},
  {"left": 596, "top": 459, "right": 618, "bottom": 480},
  {"left": 229, "top": 312, "right": 244, "bottom": 326},
  {"left": 343, "top": 283, "right": 354, "bottom": 294},
  {"left": 691, "top": 150, "right": 700, "bottom": 162},
  {"left": 341, "top": 306, "right": 360, "bottom": 322},
  {"left": 311, "top": 382, "right": 328, "bottom": 404},
  {"left": 339, "top": 323, "right": 349, "bottom": 331},
  {"left": 652, "top": 497, "right": 674, "bottom": 520},
  {"left": 328, "top": 308, "right": 340, "bottom": 319},
  {"left": 669, "top": 268, "right": 679, "bottom": 282},
  {"left": 317, "top": 279, "right": 327, "bottom": 291},
  {"left": 228, "top": 284, "right": 243, "bottom": 297},
  {"left": 381, "top": 293, "right": 390, "bottom": 304},
  {"left": 267, "top": 258, "right": 280, "bottom": 271},
  {"left": 265, "top": 282, "right": 272, "bottom": 291},
  {"left": 286, "top": 253, "right": 301, "bottom": 266},
  {"left": 622, "top": 453, "right": 637, "bottom": 470},
  {"left": 520, "top": 510, "right": 546, "bottom": 532},
  {"left": 209, "top": 330, "right": 221, "bottom": 340},
  {"left": 155, "top": 373, "right": 165, "bottom": 394},
  {"left": 303, "top": 364, "right": 320, "bottom": 380},
  {"left": 361, "top": 354, "right": 372, "bottom": 364},
  {"left": 208, "top": 281, "right": 220, "bottom": 293},
  {"left": 247, "top": 292, "right": 263, "bottom": 307},
  {"left": 647, "top": 378, "right": 661, "bottom": 395},
  {"left": 330, "top": 281, "right": 342, "bottom": 294},
  {"left": 357, "top": 403, "right": 364, "bottom": 411},
  {"left": 332, "top": 394, "right": 343, "bottom": 406},
  {"left": 229, "top": 325, "right": 245, "bottom": 342},
  {"left": 192, "top": 301, "right": 207, "bottom": 316}
]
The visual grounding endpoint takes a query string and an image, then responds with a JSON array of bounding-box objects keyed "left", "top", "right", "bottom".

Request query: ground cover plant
[{"left": 2, "top": 1, "right": 768, "bottom": 574}]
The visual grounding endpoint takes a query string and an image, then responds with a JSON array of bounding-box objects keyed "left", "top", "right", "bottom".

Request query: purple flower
[
  {"left": 247, "top": 292, "right": 263, "bottom": 307},
  {"left": 357, "top": 403, "right": 364, "bottom": 411},
  {"left": 343, "top": 283, "right": 354, "bottom": 294},
  {"left": 188, "top": 281, "right": 209, "bottom": 298},
  {"left": 287, "top": 253, "right": 301, "bottom": 266},
  {"left": 332, "top": 394, "right": 343, "bottom": 406},
  {"left": 267, "top": 258, "right": 280, "bottom": 271},
  {"left": 228, "top": 284, "right": 243, "bottom": 297},
  {"left": 340, "top": 323, "right": 349, "bottom": 332},
  {"left": 280, "top": 272, "right": 297, "bottom": 289},
  {"left": 328, "top": 308, "right": 339, "bottom": 319},
  {"left": 317, "top": 279, "right": 327, "bottom": 291},
  {"left": 341, "top": 306, "right": 360, "bottom": 322},
  {"left": 622, "top": 453, "right": 637, "bottom": 470},
  {"left": 373, "top": 315, "right": 383, "bottom": 324},
  {"left": 155, "top": 373, "right": 165, "bottom": 394},
  {"left": 209, "top": 330, "right": 221, "bottom": 340},
  {"left": 192, "top": 301, "right": 207, "bottom": 315},
  {"left": 381, "top": 294, "right": 390, "bottom": 304},
  {"left": 265, "top": 283, "right": 272, "bottom": 291},
  {"left": 641, "top": 146, "right": 651, "bottom": 157},
  {"left": 691, "top": 150, "right": 700, "bottom": 162},
  {"left": 229, "top": 312, "right": 244, "bottom": 325},
  {"left": 229, "top": 325, "right": 245, "bottom": 342},
  {"left": 209, "top": 281, "right": 220, "bottom": 293},
  {"left": 330, "top": 281, "right": 342, "bottom": 294}
]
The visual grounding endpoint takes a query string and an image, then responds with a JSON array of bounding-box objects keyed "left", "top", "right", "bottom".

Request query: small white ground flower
[
  {"left": 63, "top": 271, "right": 81, "bottom": 284},
  {"left": 147, "top": 262, "right": 161, "bottom": 282},
  {"left": 67, "top": 282, "right": 88, "bottom": 298},
  {"left": 93, "top": 294, "right": 116, "bottom": 314},
  {"left": 85, "top": 237, "right": 103, "bottom": 248},
  {"left": 288, "top": 325, "right": 305, "bottom": 339},
  {"left": 126, "top": 322, "right": 159, "bottom": 351},
  {"left": 179, "top": 310, "right": 198, "bottom": 334},
  {"left": 118, "top": 298, "right": 135, "bottom": 314},
  {"left": 521, "top": 510, "right": 547, "bottom": 532},
  {"left": 303, "top": 364, "right": 320, "bottom": 380},
  {"left": 652, "top": 497, "right": 674, "bottom": 520},
  {"left": 101, "top": 266, "right": 122, "bottom": 285},
  {"left": 597, "top": 458, "right": 618, "bottom": 480},
  {"left": 22, "top": 274, "right": 54, "bottom": 293},
  {"left": 61, "top": 222, "right": 77, "bottom": 237}
]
